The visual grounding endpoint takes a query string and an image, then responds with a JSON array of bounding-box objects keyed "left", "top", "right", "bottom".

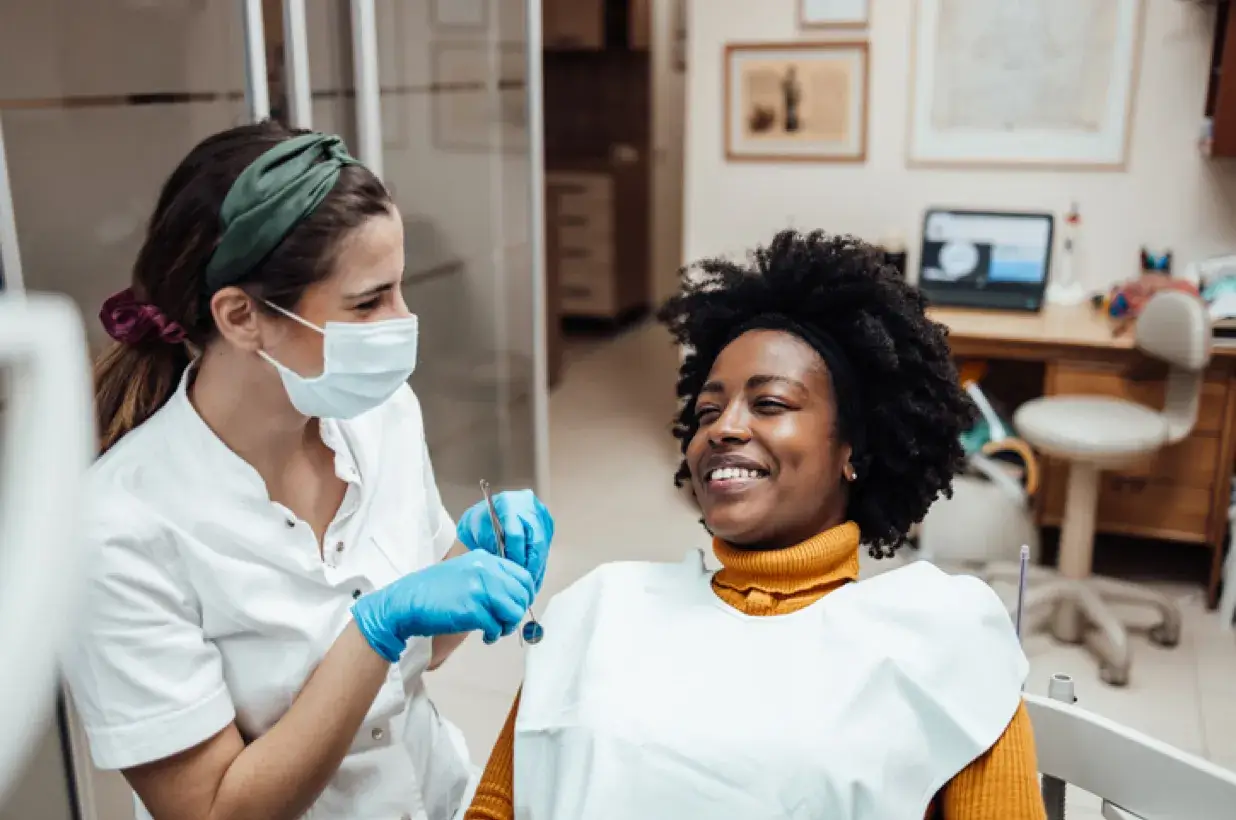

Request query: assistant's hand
[
  {"left": 351, "top": 551, "right": 535, "bottom": 662},
  {"left": 457, "top": 488, "right": 554, "bottom": 592}
]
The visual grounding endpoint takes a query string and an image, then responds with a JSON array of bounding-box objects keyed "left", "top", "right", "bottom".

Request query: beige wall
[{"left": 683, "top": 0, "right": 1236, "bottom": 289}]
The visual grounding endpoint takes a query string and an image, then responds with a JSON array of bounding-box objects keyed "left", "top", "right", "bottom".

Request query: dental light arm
[{"left": 0, "top": 294, "right": 94, "bottom": 803}]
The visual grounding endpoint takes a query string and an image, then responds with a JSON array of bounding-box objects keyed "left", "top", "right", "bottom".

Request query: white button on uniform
[{"left": 371, "top": 727, "right": 384, "bottom": 741}]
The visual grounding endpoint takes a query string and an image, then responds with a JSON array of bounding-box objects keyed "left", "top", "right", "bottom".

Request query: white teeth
[{"left": 709, "top": 467, "right": 765, "bottom": 481}]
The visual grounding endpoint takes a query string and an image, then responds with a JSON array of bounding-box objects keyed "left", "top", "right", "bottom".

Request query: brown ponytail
[
  {"left": 94, "top": 341, "right": 191, "bottom": 455},
  {"left": 92, "top": 121, "right": 391, "bottom": 455}
]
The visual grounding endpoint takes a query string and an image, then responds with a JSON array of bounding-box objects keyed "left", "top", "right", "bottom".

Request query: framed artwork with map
[
  {"left": 909, "top": 0, "right": 1144, "bottom": 168},
  {"left": 724, "top": 41, "right": 869, "bottom": 163}
]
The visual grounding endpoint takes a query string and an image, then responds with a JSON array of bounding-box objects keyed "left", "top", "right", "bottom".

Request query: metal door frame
[{"left": 0, "top": 119, "right": 23, "bottom": 297}]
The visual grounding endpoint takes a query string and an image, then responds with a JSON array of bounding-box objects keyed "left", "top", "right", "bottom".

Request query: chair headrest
[{"left": 1134, "top": 290, "right": 1212, "bottom": 370}]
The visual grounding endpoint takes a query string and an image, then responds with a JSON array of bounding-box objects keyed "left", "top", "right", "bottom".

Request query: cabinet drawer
[
  {"left": 560, "top": 273, "right": 616, "bottom": 317},
  {"left": 1113, "top": 434, "right": 1221, "bottom": 488},
  {"left": 547, "top": 173, "right": 613, "bottom": 217},
  {"left": 1041, "top": 464, "right": 1212, "bottom": 542},
  {"left": 559, "top": 255, "right": 613, "bottom": 288},
  {"left": 557, "top": 246, "right": 612, "bottom": 278},
  {"left": 1050, "top": 363, "right": 1228, "bottom": 435},
  {"left": 557, "top": 217, "right": 613, "bottom": 245}
]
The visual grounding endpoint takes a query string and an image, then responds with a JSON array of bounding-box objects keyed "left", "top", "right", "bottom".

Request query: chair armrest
[{"left": 1025, "top": 693, "right": 1236, "bottom": 819}]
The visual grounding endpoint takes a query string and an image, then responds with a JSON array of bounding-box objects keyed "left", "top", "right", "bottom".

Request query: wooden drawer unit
[
  {"left": 545, "top": 165, "right": 650, "bottom": 322},
  {"left": 1041, "top": 464, "right": 1215, "bottom": 543},
  {"left": 547, "top": 171, "right": 623, "bottom": 320},
  {"left": 1037, "top": 362, "right": 1232, "bottom": 544}
]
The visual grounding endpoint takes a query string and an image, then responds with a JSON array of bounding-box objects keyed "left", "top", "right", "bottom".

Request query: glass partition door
[
  {"left": 293, "top": 0, "right": 548, "bottom": 511},
  {"left": 0, "top": 4, "right": 548, "bottom": 811},
  {"left": 2, "top": 0, "right": 548, "bottom": 511}
]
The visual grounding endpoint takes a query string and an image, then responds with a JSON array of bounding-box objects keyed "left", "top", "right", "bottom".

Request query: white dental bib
[{"left": 514, "top": 553, "right": 1028, "bottom": 820}]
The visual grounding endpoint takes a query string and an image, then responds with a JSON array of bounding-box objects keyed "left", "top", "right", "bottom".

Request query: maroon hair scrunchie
[{"left": 99, "top": 288, "right": 187, "bottom": 346}]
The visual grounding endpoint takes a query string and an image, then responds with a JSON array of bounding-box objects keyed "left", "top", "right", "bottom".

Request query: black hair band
[{"left": 724, "top": 313, "right": 867, "bottom": 472}]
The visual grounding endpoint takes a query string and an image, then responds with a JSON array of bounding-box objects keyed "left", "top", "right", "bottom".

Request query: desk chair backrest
[
  {"left": 1134, "top": 291, "right": 1213, "bottom": 444},
  {"left": 1025, "top": 692, "right": 1236, "bottom": 819}
]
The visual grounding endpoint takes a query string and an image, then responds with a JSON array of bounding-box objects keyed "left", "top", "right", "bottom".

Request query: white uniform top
[
  {"left": 515, "top": 552, "right": 1029, "bottom": 820},
  {"left": 63, "top": 376, "right": 473, "bottom": 820}
]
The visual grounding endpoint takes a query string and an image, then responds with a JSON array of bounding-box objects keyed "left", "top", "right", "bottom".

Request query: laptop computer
[{"left": 917, "top": 209, "right": 1055, "bottom": 312}]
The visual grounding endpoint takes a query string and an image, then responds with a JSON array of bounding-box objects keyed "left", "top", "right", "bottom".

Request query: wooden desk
[
  {"left": 932, "top": 303, "right": 1236, "bottom": 362},
  {"left": 928, "top": 304, "right": 1236, "bottom": 608}
]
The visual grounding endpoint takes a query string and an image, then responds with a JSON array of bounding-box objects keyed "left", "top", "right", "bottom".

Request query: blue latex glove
[
  {"left": 457, "top": 489, "right": 554, "bottom": 592},
  {"left": 352, "top": 550, "right": 535, "bottom": 662}
]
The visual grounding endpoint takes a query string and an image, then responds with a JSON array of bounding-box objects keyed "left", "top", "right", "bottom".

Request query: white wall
[{"left": 684, "top": 0, "right": 1236, "bottom": 289}]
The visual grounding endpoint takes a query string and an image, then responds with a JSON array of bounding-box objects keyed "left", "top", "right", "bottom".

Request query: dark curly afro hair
[{"left": 657, "top": 229, "right": 976, "bottom": 559}]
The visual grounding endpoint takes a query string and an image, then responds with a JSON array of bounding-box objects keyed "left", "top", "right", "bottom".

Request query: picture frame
[
  {"left": 799, "top": 0, "right": 870, "bottom": 29},
  {"left": 431, "top": 42, "right": 528, "bottom": 154},
  {"left": 724, "top": 41, "right": 869, "bottom": 163},
  {"left": 908, "top": 0, "right": 1144, "bottom": 169},
  {"left": 429, "top": 0, "right": 488, "bottom": 31}
]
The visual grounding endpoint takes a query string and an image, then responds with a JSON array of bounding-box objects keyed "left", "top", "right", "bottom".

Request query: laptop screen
[{"left": 918, "top": 209, "right": 1055, "bottom": 312}]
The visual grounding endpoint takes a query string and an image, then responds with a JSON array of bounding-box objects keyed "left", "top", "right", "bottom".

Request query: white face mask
[{"left": 259, "top": 301, "right": 419, "bottom": 420}]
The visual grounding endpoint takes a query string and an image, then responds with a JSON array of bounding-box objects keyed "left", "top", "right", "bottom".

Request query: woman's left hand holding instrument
[{"left": 456, "top": 489, "right": 555, "bottom": 593}]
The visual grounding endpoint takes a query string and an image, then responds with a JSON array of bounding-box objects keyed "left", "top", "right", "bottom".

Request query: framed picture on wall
[
  {"left": 429, "top": 0, "right": 488, "bottom": 31},
  {"left": 799, "top": 0, "right": 869, "bottom": 28},
  {"left": 908, "top": 0, "right": 1144, "bottom": 168},
  {"left": 724, "top": 41, "right": 869, "bottom": 163}
]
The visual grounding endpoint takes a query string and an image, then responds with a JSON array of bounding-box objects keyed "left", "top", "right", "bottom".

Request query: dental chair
[
  {"left": 1028, "top": 674, "right": 1236, "bottom": 820},
  {"left": 986, "top": 291, "right": 1213, "bottom": 686}
]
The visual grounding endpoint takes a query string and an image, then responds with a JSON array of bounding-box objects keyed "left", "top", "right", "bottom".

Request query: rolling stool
[{"left": 1006, "top": 291, "right": 1213, "bottom": 685}]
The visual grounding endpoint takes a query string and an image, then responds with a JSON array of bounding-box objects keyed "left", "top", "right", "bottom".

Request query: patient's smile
[{"left": 705, "top": 466, "right": 769, "bottom": 492}]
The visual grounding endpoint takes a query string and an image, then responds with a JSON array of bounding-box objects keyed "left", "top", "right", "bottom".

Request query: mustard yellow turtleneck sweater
[{"left": 465, "top": 523, "right": 1046, "bottom": 820}]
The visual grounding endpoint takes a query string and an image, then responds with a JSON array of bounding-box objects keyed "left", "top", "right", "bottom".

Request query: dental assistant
[{"left": 63, "top": 122, "right": 554, "bottom": 820}]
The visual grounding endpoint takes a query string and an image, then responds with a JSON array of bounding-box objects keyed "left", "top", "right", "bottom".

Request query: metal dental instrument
[
  {"left": 1015, "top": 544, "right": 1030, "bottom": 640},
  {"left": 479, "top": 480, "right": 543, "bottom": 645}
]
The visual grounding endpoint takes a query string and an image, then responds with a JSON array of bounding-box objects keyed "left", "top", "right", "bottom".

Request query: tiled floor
[{"left": 426, "top": 321, "right": 1236, "bottom": 819}]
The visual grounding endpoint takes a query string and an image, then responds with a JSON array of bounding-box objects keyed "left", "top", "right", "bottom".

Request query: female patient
[{"left": 466, "top": 230, "right": 1046, "bottom": 819}]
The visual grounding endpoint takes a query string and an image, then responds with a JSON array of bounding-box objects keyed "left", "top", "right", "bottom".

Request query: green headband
[{"left": 204, "top": 133, "right": 363, "bottom": 293}]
